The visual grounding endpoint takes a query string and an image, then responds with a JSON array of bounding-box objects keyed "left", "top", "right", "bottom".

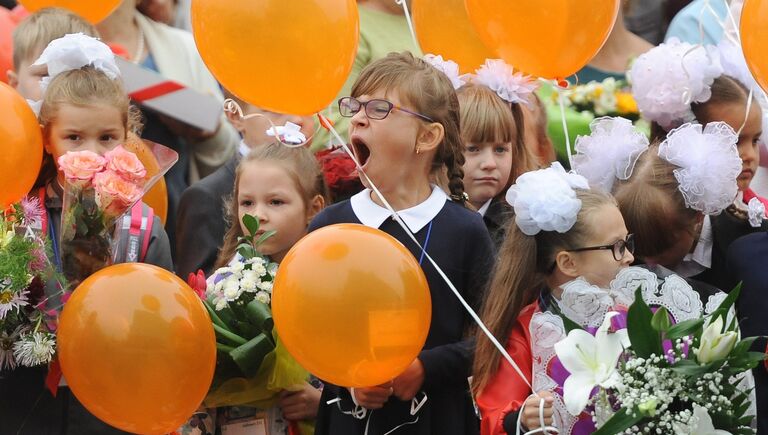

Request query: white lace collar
[
  {"left": 477, "top": 199, "right": 492, "bottom": 217},
  {"left": 674, "top": 215, "right": 713, "bottom": 277},
  {"left": 350, "top": 185, "right": 447, "bottom": 233}
]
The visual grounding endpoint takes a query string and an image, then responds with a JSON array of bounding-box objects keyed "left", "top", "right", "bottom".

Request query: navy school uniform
[
  {"left": 478, "top": 198, "right": 512, "bottom": 252},
  {"left": 310, "top": 186, "right": 495, "bottom": 435}
]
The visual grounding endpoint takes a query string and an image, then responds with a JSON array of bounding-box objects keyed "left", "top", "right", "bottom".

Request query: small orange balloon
[
  {"left": 58, "top": 263, "right": 216, "bottom": 435},
  {"left": 741, "top": 0, "right": 768, "bottom": 95},
  {"left": 465, "top": 0, "right": 620, "bottom": 79},
  {"left": 123, "top": 135, "right": 169, "bottom": 225},
  {"left": 191, "top": 0, "right": 359, "bottom": 115},
  {"left": 18, "top": 0, "right": 120, "bottom": 23},
  {"left": 0, "top": 81, "right": 43, "bottom": 207},
  {"left": 272, "top": 224, "right": 432, "bottom": 387},
  {"left": 412, "top": 0, "right": 495, "bottom": 74}
]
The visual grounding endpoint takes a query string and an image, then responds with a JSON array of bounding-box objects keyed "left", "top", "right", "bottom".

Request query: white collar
[
  {"left": 350, "top": 185, "right": 447, "bottom": 232},
  {"left": 673, "top": 215, "right": 713, "bottom": 277},
  {"left": 477, "top": 199, "right": 492, "bottom": 217},
  {"left": 238, "top": 140, "right": 250, "bottom": 158}
]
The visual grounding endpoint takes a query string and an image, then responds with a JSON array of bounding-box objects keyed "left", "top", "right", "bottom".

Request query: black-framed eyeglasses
[
  {"left": 338, "top": 97, "right": 435, "bottom": 123},
  {"left": 567, "top": 234, "right": 635, "bottom": 261}
]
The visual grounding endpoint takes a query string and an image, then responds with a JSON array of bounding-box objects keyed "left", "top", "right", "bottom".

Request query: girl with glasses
[
  {"left": 312, "top": 52, "right": 495, "bottom": 435},
  {"left": 473, "top": 164, "right": 634, "bottom": 434}
]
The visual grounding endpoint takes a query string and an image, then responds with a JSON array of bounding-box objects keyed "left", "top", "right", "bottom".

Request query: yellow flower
[
  {"left": 616, "top": 92, "right": 638, "bottom": 114},
  {"left": 0, "top": 230, "right": 13, "bottom": 249}
]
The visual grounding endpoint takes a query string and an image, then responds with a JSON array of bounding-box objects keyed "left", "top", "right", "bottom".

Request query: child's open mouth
[{"left": 351, "top": 136, "right": 371, "bottom": 167}]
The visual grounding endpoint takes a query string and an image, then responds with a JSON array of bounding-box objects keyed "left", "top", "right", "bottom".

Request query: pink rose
[
  {"left": 57, "top": 151, "right": 106, "bottom": 187},
  {"left": 104, "top": 145, "right": 147, "bottom": 183},
  {"left": 93, "top": 170, "right": 144, "bottom": 218}
]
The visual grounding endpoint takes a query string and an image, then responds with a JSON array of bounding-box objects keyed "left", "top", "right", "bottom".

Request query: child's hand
[
  {"left": 392, "top": 358, "right": 425, "bottom": 401},
  {"left": 278, "top": 383, "right": 322, "bottom": 421},
  {"left": 351, "top": 381, "right": 393, "bottom": 410},
  {"left": 520, "top": 391, "right": 555, "bottom": 431}
]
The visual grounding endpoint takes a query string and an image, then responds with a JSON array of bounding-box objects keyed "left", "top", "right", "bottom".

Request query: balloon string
[
  {"left": 395, "top": 0, "right": 420, "bottom": 51},
  {"left": 555, "top": 81, "right": 574, "bottom": 168},
  {"left": 738, "top": 88, "right": 754, "bottom": 136},
  {"left": 223, "top": 99, "right": 316, "bottom": 148},
  {"left": 316, "top": 113, "right": 534, "bottom": 392}
]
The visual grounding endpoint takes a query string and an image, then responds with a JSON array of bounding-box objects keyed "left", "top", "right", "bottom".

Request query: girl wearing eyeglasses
[
  {"left": 310, "top": 52, "right": 495, "bottom": 435},
  {"left": 473, "top": 163, "right": 635, "bottom": 434}
]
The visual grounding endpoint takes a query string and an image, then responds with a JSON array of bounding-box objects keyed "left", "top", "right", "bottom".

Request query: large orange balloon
[
  {"left": 465, "top": 0, "right": 620, "bottom": 79},
  {"left": 741, "top": 0, "right": 768, "bottom": 95},
  {"left": 412, "top": 0, "right": 495, "bottom": 74},
  {"left": 272, "top": 224, "right": 432, "bottom": 387},
  {"left": 191, "top": 0, "right": 359, "bottom": 115},
  {"left": 123, "top": 135, "right": 169, "bottom": 225},
  {"left": 58, "top": 263, "right": 216, "bottom": 435},
  {"left": 0, "top": 81, "right": 43, "bottom": 207},
  {"left": 18, "top": 0, "right": 120, "bottom": 23}
]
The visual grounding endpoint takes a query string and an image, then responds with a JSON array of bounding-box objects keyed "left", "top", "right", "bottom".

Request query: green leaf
[
  {"left": 213, "top": 323, "right": 248, "bottom": 346},
  {"left": 592, "top": 407, "right": 644, "bottom": 435},
  {"left": 670, "top": 359, "right": 717, "bottom": 376},
  {"left": 627, "top": 287, "right": 663, "bottom": 358},
  {"left": 549, "top": 300, "right": 584, "bottom": 332},
  {"left": 651, "top": 306, "right": 672, "bottom": 333},
  {"left": 254, "top": 229, "right": 277, "bottom": 247},
  {"left": 667, "top": 318, "right": 705, "bottom": 340},
  {"left": 245, "top": 299, "right": 274, "bottom": 334},
  {"left": 203, "top": 301, "right": 227, "bottom": 329},
  {"left": 241, "top": 214, "right": 260, "bottom": 237},
  {"left": 711, "top": 283, "right": 741, "bottom": 324},
  {"left": 229, "top": 333, "right": 275, "bottom": 377}
]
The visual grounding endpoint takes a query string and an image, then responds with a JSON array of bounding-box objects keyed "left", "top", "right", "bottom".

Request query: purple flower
[{"left": 20, "top": 196, "right": 43, "bottom": 227}]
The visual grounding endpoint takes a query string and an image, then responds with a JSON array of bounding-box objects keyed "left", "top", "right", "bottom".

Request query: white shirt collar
[
  {"left": 673, "top": 215, "right": 713, "bottom": 277},
  {"left": 477, "top": 199, "right": 492, "bottom": 217},
  {"left": 350, "top": 185, "right": 447, "bottom": 232},
  {"left": 238, "top": 140, "right": 250, "bottom": 158}
]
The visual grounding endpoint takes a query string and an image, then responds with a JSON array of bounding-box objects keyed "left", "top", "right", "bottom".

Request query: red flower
[
  {"left": 315, "top": 147, "right": 363, "bottom": 200},
  {"left": 187, "top": 269, "right": 207, "bottom": 299}
]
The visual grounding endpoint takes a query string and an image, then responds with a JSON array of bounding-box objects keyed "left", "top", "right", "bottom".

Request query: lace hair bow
[
  {"left": 28, "top": 33, "right": 120, "bottom": 114},
  {"left": 265, "top": 122, "right": 306, "bottom": 145},
  {"left": 629, "top": 38, "right": 723, "bottom": 131},
  {"left": 472, "top": 59, "right": 537, "bottom": 107},
  {"left": 506, "top": 162, "right": 589, "bottom": 236},
  {"left": 423, "top": 54, "right": 466, "bottom": 90},
  {"left": 658, "top": 122, "right": 741, "bottom": 215},
  {"left": 572, "top": 117, "right": 649, "bottom": 193}
]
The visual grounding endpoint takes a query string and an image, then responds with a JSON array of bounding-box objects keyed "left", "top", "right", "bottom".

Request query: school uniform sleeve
[
  {"left": 419, "top": 218, "right": 495, "bottom": 390},
  {"left": 144, "top": 216, "right": 174, "bottom": 272},
  {"left": 476, "top": 304, "right": 536, "bottom": 435},
  {"left": 175, "top": 183, "right": 222, "bottom": 277}
]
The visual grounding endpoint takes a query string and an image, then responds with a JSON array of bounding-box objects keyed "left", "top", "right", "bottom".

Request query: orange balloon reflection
[
  {"left": 272, "top": 224, "right": 432, "bottom": 387},
  {"left": 58, "top": 263, "right": 216, "bottom": 435}
]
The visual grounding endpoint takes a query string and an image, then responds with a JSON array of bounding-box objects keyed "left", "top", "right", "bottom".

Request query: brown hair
[
  {"left": 457, "top": 83, "right": 536, "bottom": 193},
  {"left": 35, "top": 66, "right": 141, "bottom": 188},
  {"left": 351, "top": 51, "right": 467, "bottom": 203},
  {"left": 472, "top": 189, "right": 616, "bottom": 395},
  {"left": 613, "top": 143, "right": 699, "bottom": 259},
  {"left": 215, "top": 143, "right": 328, "bottom": 268},
  {"left": 13, "top": 7, "right": 98, "bottom": 70}
]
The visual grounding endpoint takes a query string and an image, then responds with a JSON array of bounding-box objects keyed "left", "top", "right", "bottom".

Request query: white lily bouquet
[{"left": 552, "top": 283, "right": 764, "bottom": 435}]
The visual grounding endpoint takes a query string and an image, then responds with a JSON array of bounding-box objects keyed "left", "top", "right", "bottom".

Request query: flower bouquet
[
  {"left": 0, "top": 197, "right": 61, "bottom": 371},
  {"left": 57, "top": 143, "right": 176, "bottom": 284},
  {"left": 315, "top": 146, "right": 363, "bottom": 202},
  {"left": 553, "top": 283, "right": 764, "bottom": 435},
  {"left": 552, "top": 78, "right": 639, "bottom": 121},
  {"left": 201, "top": 214, "right": 308, "bottom": 410}
]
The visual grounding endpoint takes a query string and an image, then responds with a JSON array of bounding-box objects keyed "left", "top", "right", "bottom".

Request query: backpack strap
[{"left": 114, "top": 203, "right": 154, "bottom": 263}]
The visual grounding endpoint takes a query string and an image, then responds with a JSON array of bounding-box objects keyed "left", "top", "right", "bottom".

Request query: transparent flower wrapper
[{"left": 59, "top": 140, "right": 178, "bottom": 285}]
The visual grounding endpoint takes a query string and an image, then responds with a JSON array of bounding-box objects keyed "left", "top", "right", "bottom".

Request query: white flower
[
  {"left": 506, "top": 162, "right": 589, "bottom": 235},
  {"left": 13, "top": 332, "right": 56, "bottom": 367},
  {"left": 257, "top": 280, "right": 273, "bottom": 293},
  {"left": 554, "top": 312, "right": 628, "bottom": 416},
  {"left": 229, "top": 261, "right": 245, "bottom": 274},
  {"left": 678, "top": 404, "right": 732, "bottom": 435},
  {"left": 223, "top": 282, "right": 241, "bottom": 302},
  {"left": 0, "top": 288, "right": 29, "bottom": 320},
  {"left": 265, "top": 122, "right": 306, "bottom": 145},
  {"left": 748, "top": 197, "right": 765, "bottom": 228},
  {"left": 214, "top": 297, "right": 228, "bottom": 311},
  {"left": 240, "top": 276, "right": 257, "bottom": 292},
  {"left": 696, "top": 316, "right": 738, "bottom": 364},
  {"left": 250, "top": 261, "right": 267, "bottom": 278},
  {"left": 241, "top": 269, "right": 259, "bottom": 282},
  {"left": 473, "top": 59, "right": 537, "bottom": 106},
  {"left": 255, "top": 291, "right": 270, "bottom": 305},
  {"left": 423, "top": 54, "right": 466, "bottom": 90}
]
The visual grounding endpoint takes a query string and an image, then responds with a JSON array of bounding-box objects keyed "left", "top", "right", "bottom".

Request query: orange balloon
[
  {"left": 272, "top": 224, "right": 432, "bottom": 387},
  {"left": 191, "top": 0, "right": 359, "bottom": 115},
  {"left": 123, "top": 135, "right": 169, "bottom": 225},
  {"left": 412, "top": 0, "right": 496, "bottom": 74},
  {"left": 58, "top": 263, "right": 216, "bottom": 435},
  {"left": 741, "top": 0, "right": 768, "bottom": 95},
  {"left": 0, "top": 8, "right": 15, "bottom": 84},
  {"left": 18, "top": 0, "right": 120, "bottom": 23},
  {"left": 464, "top": 0, "right": 620, "bottom": 79},
  {"left": 0, "top": 81, "right": 43, "bottom": 207}
]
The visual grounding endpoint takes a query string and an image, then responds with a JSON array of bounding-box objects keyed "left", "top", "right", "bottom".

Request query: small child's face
[
  {"left": 462, "top": 142, "right": 513, "bottom": 208},
  {"left": 236, "top": 104, "right": 315, "bottom": 148},
  {"left": 47, "top": 103, "right": 126, "bottom": 163},
  {"left": 706, "top": 102, "right": 762, "bottom": 192},
  {"left": 9, "top": 57, "right": 47, "bottom": 101},
  {"left": 237, "top": 161, "right": 314, "bottom": 263}
]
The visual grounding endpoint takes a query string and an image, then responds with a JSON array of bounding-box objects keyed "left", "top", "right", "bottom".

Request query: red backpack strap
[
  {"left": 139, "top": 205, "right": 154, "bottom": 262},
  {"left": 114, "top": 203, "right": 154, "bottom": 263}
]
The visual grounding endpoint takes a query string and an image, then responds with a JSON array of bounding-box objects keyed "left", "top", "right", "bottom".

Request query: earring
[{"left": 415, "top": 146, "right": 421, "bottom": 155}]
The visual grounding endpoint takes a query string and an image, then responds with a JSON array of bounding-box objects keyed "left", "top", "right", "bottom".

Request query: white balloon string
[
  {"left": 223, "top": 98, "right": 314, "bottom": 148},
  {"left": 514, "top": 394, "right": 559, "bottom": 435},
  {"left": 555, "top": 80, "right": 574, "bottom": 168},
  {"left": 738, "top": 87, "right": 754, "bottom": 135},
  {"left": 395, "top": 0, "right": 420, "bottom": 51},
  {"left": 316, "top": 112, "right": 534, "bottom": 391}
]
